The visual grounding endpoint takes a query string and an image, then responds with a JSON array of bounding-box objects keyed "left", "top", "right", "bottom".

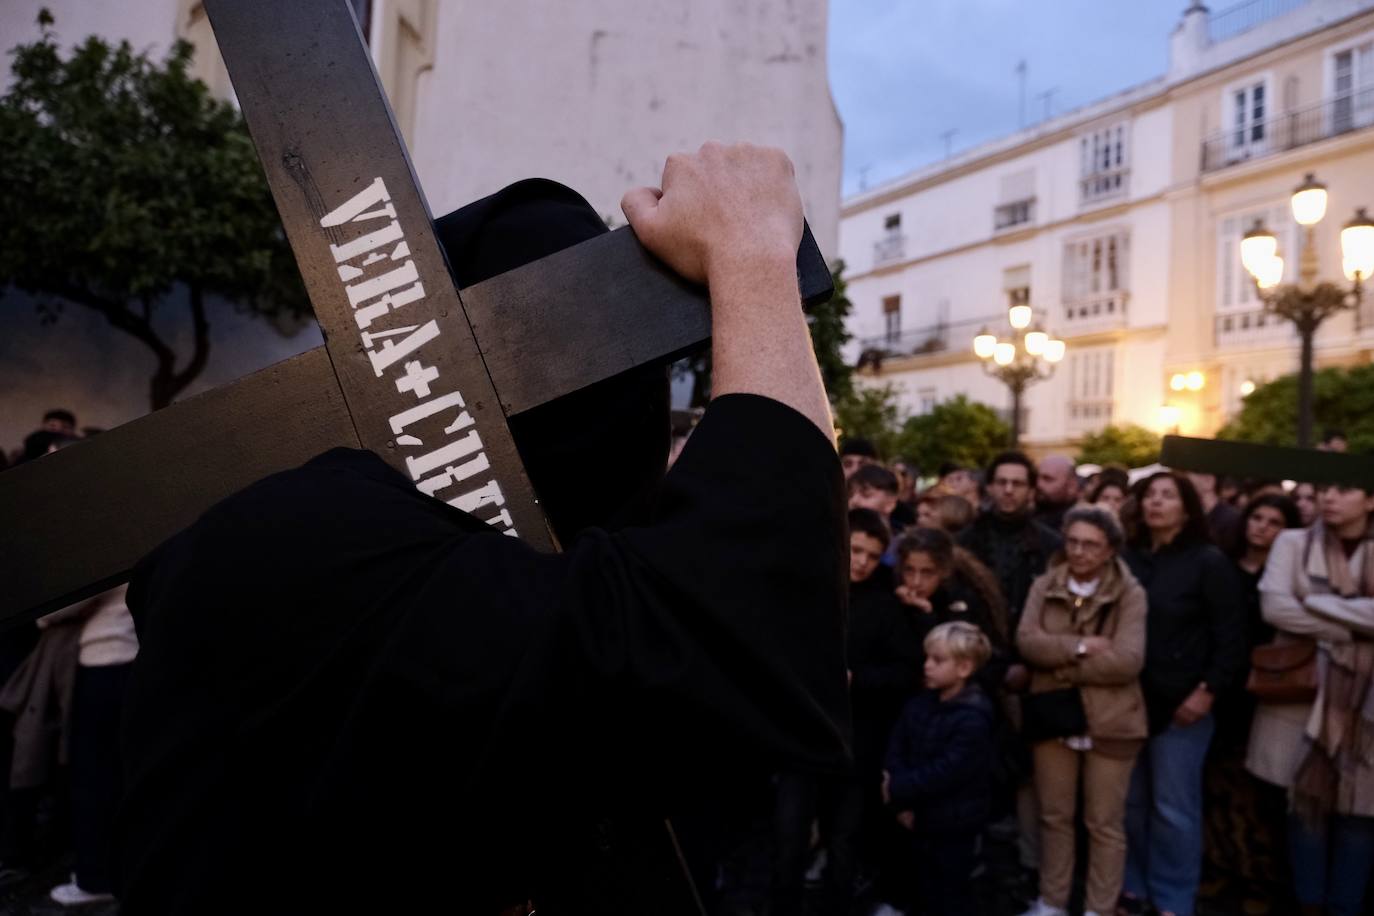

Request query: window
[
  {"left": 1228, "top": 80, "right": 1268, "bottom": 155},
  {"left": 882, "top": 295, "right": 901, "bottom": 344},
  {"left": 918, "top": 388, "right": 937, "bottom": 415},
  {"left": 1332, "top": 41, "right": 1374, "bottom": 132},
  {"left": 1063, "top": 231, "right": 1128, "bottom": 321},
  {"left": 1217, "top": 205, "right": 1293, "bottom": 311},
  {"left": 874, "top": 212, "right": 906, "bottom": 265},
  {"left": 995, "top": 168, "right": 1036, "bottom": 231},
  {"left": 1079, "top": 123, "right": 1128, "bottom": 203},
  {"left": 994, "top": 199, "right": 1034, "bottom": 230},
  {"left": 1067, "top": 348, "right": 1115, "bottom": 423},
  {"left": 1003, "top": 265, "right": 1031, "bottom": 311}
]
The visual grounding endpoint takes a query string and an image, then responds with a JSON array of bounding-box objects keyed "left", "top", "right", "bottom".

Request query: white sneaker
[
  {"left": 1018, "top": 899, "right": 1068, "bottom": 916},
  {"left": 50, "top": 874, "right": 116, "bottom": 907}
]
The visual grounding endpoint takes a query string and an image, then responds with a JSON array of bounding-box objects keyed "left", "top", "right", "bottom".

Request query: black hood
[{"left": 434, "top": 179, "right": 672, "bottom": 544}]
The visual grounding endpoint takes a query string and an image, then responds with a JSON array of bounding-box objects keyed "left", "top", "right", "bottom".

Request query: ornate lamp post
[
  {"left": 973, "top": 302, "right": 1065, "bottom": 447},
  {"left": 1240, "top": 172, "right": 1372, "bottom": 447}
]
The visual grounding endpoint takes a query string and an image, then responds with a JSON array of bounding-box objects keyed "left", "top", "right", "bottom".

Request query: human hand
[
  {"left": 880, "top": 770, "right": 891, "bottom": 805},
  {"left": 1004, "top": 664, "right": 1030, "bottom": 692},
  {"left": 1080, "top": 636, "right": 1112, "bottom": 656},
  {"left": 894, "top": 586, "right": 933, "bottom": 613},
  {"left": 621, "top": 141, "right": 802, "bottom": 288},
  {"left": 895, "top": 811, "right": 915, "bottom": 831},
  {"left": 1172, "top": 683, "right": 1214, "bottom": 728}
]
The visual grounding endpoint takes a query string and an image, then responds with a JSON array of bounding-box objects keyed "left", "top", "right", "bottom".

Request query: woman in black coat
[{"left": 1117, "top": 472, "right": 1245, "bottom": 916}]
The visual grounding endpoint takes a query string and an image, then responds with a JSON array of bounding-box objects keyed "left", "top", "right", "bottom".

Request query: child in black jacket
[{"left": 882, "top": 621, "right": 995, "bottom": 916}]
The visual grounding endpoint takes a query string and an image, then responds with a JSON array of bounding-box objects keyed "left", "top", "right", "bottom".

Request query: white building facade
[
  {"left": 0, "top": 0, "right": 843, "bottom": 447},
  {"left": 839, "top": 0, "right": 1374, "bottom": 453}
]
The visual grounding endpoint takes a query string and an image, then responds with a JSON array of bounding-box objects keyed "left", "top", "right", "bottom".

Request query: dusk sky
[{"left": 827, "top": 0, "right": 1190, "bottom": 197}]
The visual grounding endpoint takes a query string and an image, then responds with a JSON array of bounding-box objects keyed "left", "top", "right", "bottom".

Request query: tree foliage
[
  {"left": 834, "top": 388, "right": 1009, "bottom": 473},
  {"left": 1076, "top": 423, "right": 1162, "bottom": 468},
  {"left": 0, "top": 13, "right": 307, "bottom": 409},
  {"left": 896, "top": 395, "right": 1010, "bottom": 474},
  {"left": 1217, "top": 364, "right": 1374, "bottom": 452}
]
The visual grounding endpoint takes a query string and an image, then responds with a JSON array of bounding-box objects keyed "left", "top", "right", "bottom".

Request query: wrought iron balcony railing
[{"left": 1201, "top": 87, "right": 1374, "bottom": 173}]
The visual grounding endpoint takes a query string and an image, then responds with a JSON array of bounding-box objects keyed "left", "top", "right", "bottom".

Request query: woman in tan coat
[
  {"left": 1246, "top": 483, "right": 1374, "bottom": 916},
  {"left": 1016, "top": 507, "right": 1148, "bottom": 916}
]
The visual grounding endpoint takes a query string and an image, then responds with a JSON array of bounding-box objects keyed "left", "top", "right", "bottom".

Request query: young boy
[
  {"left": 881, "top": 621, "right": 995, "bottom": 916},
  {"left": 849, "top": 466, "right": 908, "bottom": 565}
]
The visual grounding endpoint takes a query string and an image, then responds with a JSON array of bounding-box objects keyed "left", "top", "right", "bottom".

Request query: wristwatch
[{"left": 1075, "top": 640, "right": 1088, "bottom": 659}]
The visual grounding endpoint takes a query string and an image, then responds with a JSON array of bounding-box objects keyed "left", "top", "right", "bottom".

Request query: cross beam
[
  {"left": 1160, "top": 435, "right": 1374, "bottom": 489},
  {"left": 0, "top": 4, "right": 832, "bottom": 624}
]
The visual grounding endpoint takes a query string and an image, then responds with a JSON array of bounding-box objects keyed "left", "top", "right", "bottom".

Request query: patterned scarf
[{"left": 1292, "top": 522, "right": 1374, "bottom": 823}]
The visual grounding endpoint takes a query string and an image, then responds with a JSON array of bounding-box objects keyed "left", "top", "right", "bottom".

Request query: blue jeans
[
  {"left": 1122, "top": 714, "right": 1214, "bottom": 916},
  {"left": 1288, "top": 811, "right": 1374, "bottom": 916}
]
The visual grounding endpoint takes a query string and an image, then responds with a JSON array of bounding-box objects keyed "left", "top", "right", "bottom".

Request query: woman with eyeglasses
[{"left": 1015, "top": 507, "right": 1147, "bottom": 916}]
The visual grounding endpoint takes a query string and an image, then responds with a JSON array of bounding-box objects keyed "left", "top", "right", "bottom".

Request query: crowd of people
[
  {"left": 749, "top": 434, "right": 1373, "bottom": 916},
  {"left": 0, "top": 409, "right": 132, "bottom": 907},
  {"left": 3, "top": 402, "right": 1371, "bottom": 915}
]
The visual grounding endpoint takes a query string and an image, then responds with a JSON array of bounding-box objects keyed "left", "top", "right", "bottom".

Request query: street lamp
[
  {"left": 1240, "top": 173, "right": 1369, "bottom": 447},
  {"left": 973, "top": 303, "right": 1065, "bottom": 446}
]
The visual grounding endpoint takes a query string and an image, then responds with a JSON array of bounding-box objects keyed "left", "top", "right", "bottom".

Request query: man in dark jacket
[
  {"left": 116, "top": 144, "right": 851, "bottom": 915},
  {"left": 958, "top": 451, "right": 1063, "bottom": 631}
]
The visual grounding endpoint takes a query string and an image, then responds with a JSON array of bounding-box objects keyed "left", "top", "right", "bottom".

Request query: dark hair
[
  {"left": 848, "top": 507, "right": 892, "bottom": 550},
  {"left": 42, "top": 408, "right": 76, "bottom": 426},
  {"left": 19, "top": 430, "right": 79, "bottom": 464},
  {"left": 918, "top": 491, "right": 975, "bottom": 534},
  {"left": 897, "top": 526, "right": 954, "bottom": 570},
  {"left": 1242, "top": 478, "right": 1285, "bottom": 499},
  {"left": 840, "top": 437, "right": 878, "bottom": 459},
  {"left": 1087, "top": 477, "right": 1127, "bottom": 505},
  {"left": 896, "top": 528, "right": 1008, "bottom": 642},
  {"left": 1228, "top": 493, "right": 1301, "bottom": 559},
  {"left": 848, "top": 463, "right": 898, "bottom": 495},
  {"left": 937, "top": 462, "right": 966, "bottom": 479},
  {"left": 1127, "top": 471, "right": 1211, "bottom": 548},
  {"left": 985, "top": 450, "right": 1037, "bottom": 488},
  {"left": 1062, "top": 505, "right": 1125, "bottom": 551}
]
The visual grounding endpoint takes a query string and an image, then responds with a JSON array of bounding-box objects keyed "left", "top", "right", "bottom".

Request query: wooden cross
[
  {"left": 0, "top": 0, "right": 832, "bottom": 622},
  {"left": 0, "top": 1, "right": 834, "bottom": 911}
]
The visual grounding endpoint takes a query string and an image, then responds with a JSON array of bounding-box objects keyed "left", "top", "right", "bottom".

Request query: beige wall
[{"left": 1163, "top": 8, "right": 1374, "bottom": 436}]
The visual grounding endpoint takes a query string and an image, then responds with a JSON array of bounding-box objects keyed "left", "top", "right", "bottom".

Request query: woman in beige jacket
[
  {"left": 1016, "top": 507, "right": 1148, "bottom": 916},
  {"left": 1246, "top": 483, "right": 1374, "bottom": 916}
]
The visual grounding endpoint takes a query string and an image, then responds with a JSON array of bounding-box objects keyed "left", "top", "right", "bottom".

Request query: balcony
[
  {"left": 1067, "top": 398, "right": 1115, "bottom": 435},
  {"left": 856, "top": 315, "right": 998, "bottom": 369},
  {"left": 1080, "top": 168, "right": 1129, "bottom": 206},
  {"left": 1062, "top": 292, "right": 1128, "bottom": 335},
  {"left": 1201, "top": 87, "right": 1374, "bottom": 173},
  {"left": 994, "top": 198, "right": 1035, "bottom": 233},
  {"left": 1207, "top": 0, "right": 1310, "bottom": 42},
  {"left": 1215, "top": 307, "right": 1297, "bottom": 348},
  {"left": 873, "top": 233, "right": 907, "bottom": 267}
]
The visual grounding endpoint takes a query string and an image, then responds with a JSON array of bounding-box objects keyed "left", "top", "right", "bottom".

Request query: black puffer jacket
[
  {"left": 884, "top": 684, "right": 995, "bottom": 834},
  {"left": 1123, "top": 536, "right": 1247, "bottom": 733},
  {"left": 958, "top": 510, "right": 1063, "bottom": 624}
]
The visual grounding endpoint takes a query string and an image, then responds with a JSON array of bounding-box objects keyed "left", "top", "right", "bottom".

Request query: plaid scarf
[{"left": 1292, "top": 522, "right": 1374, "bottom": 823}]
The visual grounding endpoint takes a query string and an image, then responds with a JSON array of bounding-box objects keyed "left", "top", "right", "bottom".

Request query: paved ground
[{"left": 0, "top": 858, "right": 119, "bottom": 916}]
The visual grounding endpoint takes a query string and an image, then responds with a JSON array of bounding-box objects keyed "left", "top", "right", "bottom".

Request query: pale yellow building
[
  {"left": 838, "top": 0, "right": 1374, "bottom": 451},
  {"left": 1164, "top": 0, "right": 1374, "bottom": 436}
]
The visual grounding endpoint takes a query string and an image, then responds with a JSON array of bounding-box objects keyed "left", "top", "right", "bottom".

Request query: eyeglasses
[{"left": 992, "top": 477, "right": 1030, "bottom": 490}]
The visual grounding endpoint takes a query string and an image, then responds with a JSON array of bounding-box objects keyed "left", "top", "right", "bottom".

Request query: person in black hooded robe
[{"left": 114, "top": 143, "right": 850, "bottom": 915}]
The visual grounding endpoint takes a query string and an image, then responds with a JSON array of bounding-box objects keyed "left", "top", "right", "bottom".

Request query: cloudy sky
[{"left": 827, "top": 0, "right": 1189, "bottom": 197}]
